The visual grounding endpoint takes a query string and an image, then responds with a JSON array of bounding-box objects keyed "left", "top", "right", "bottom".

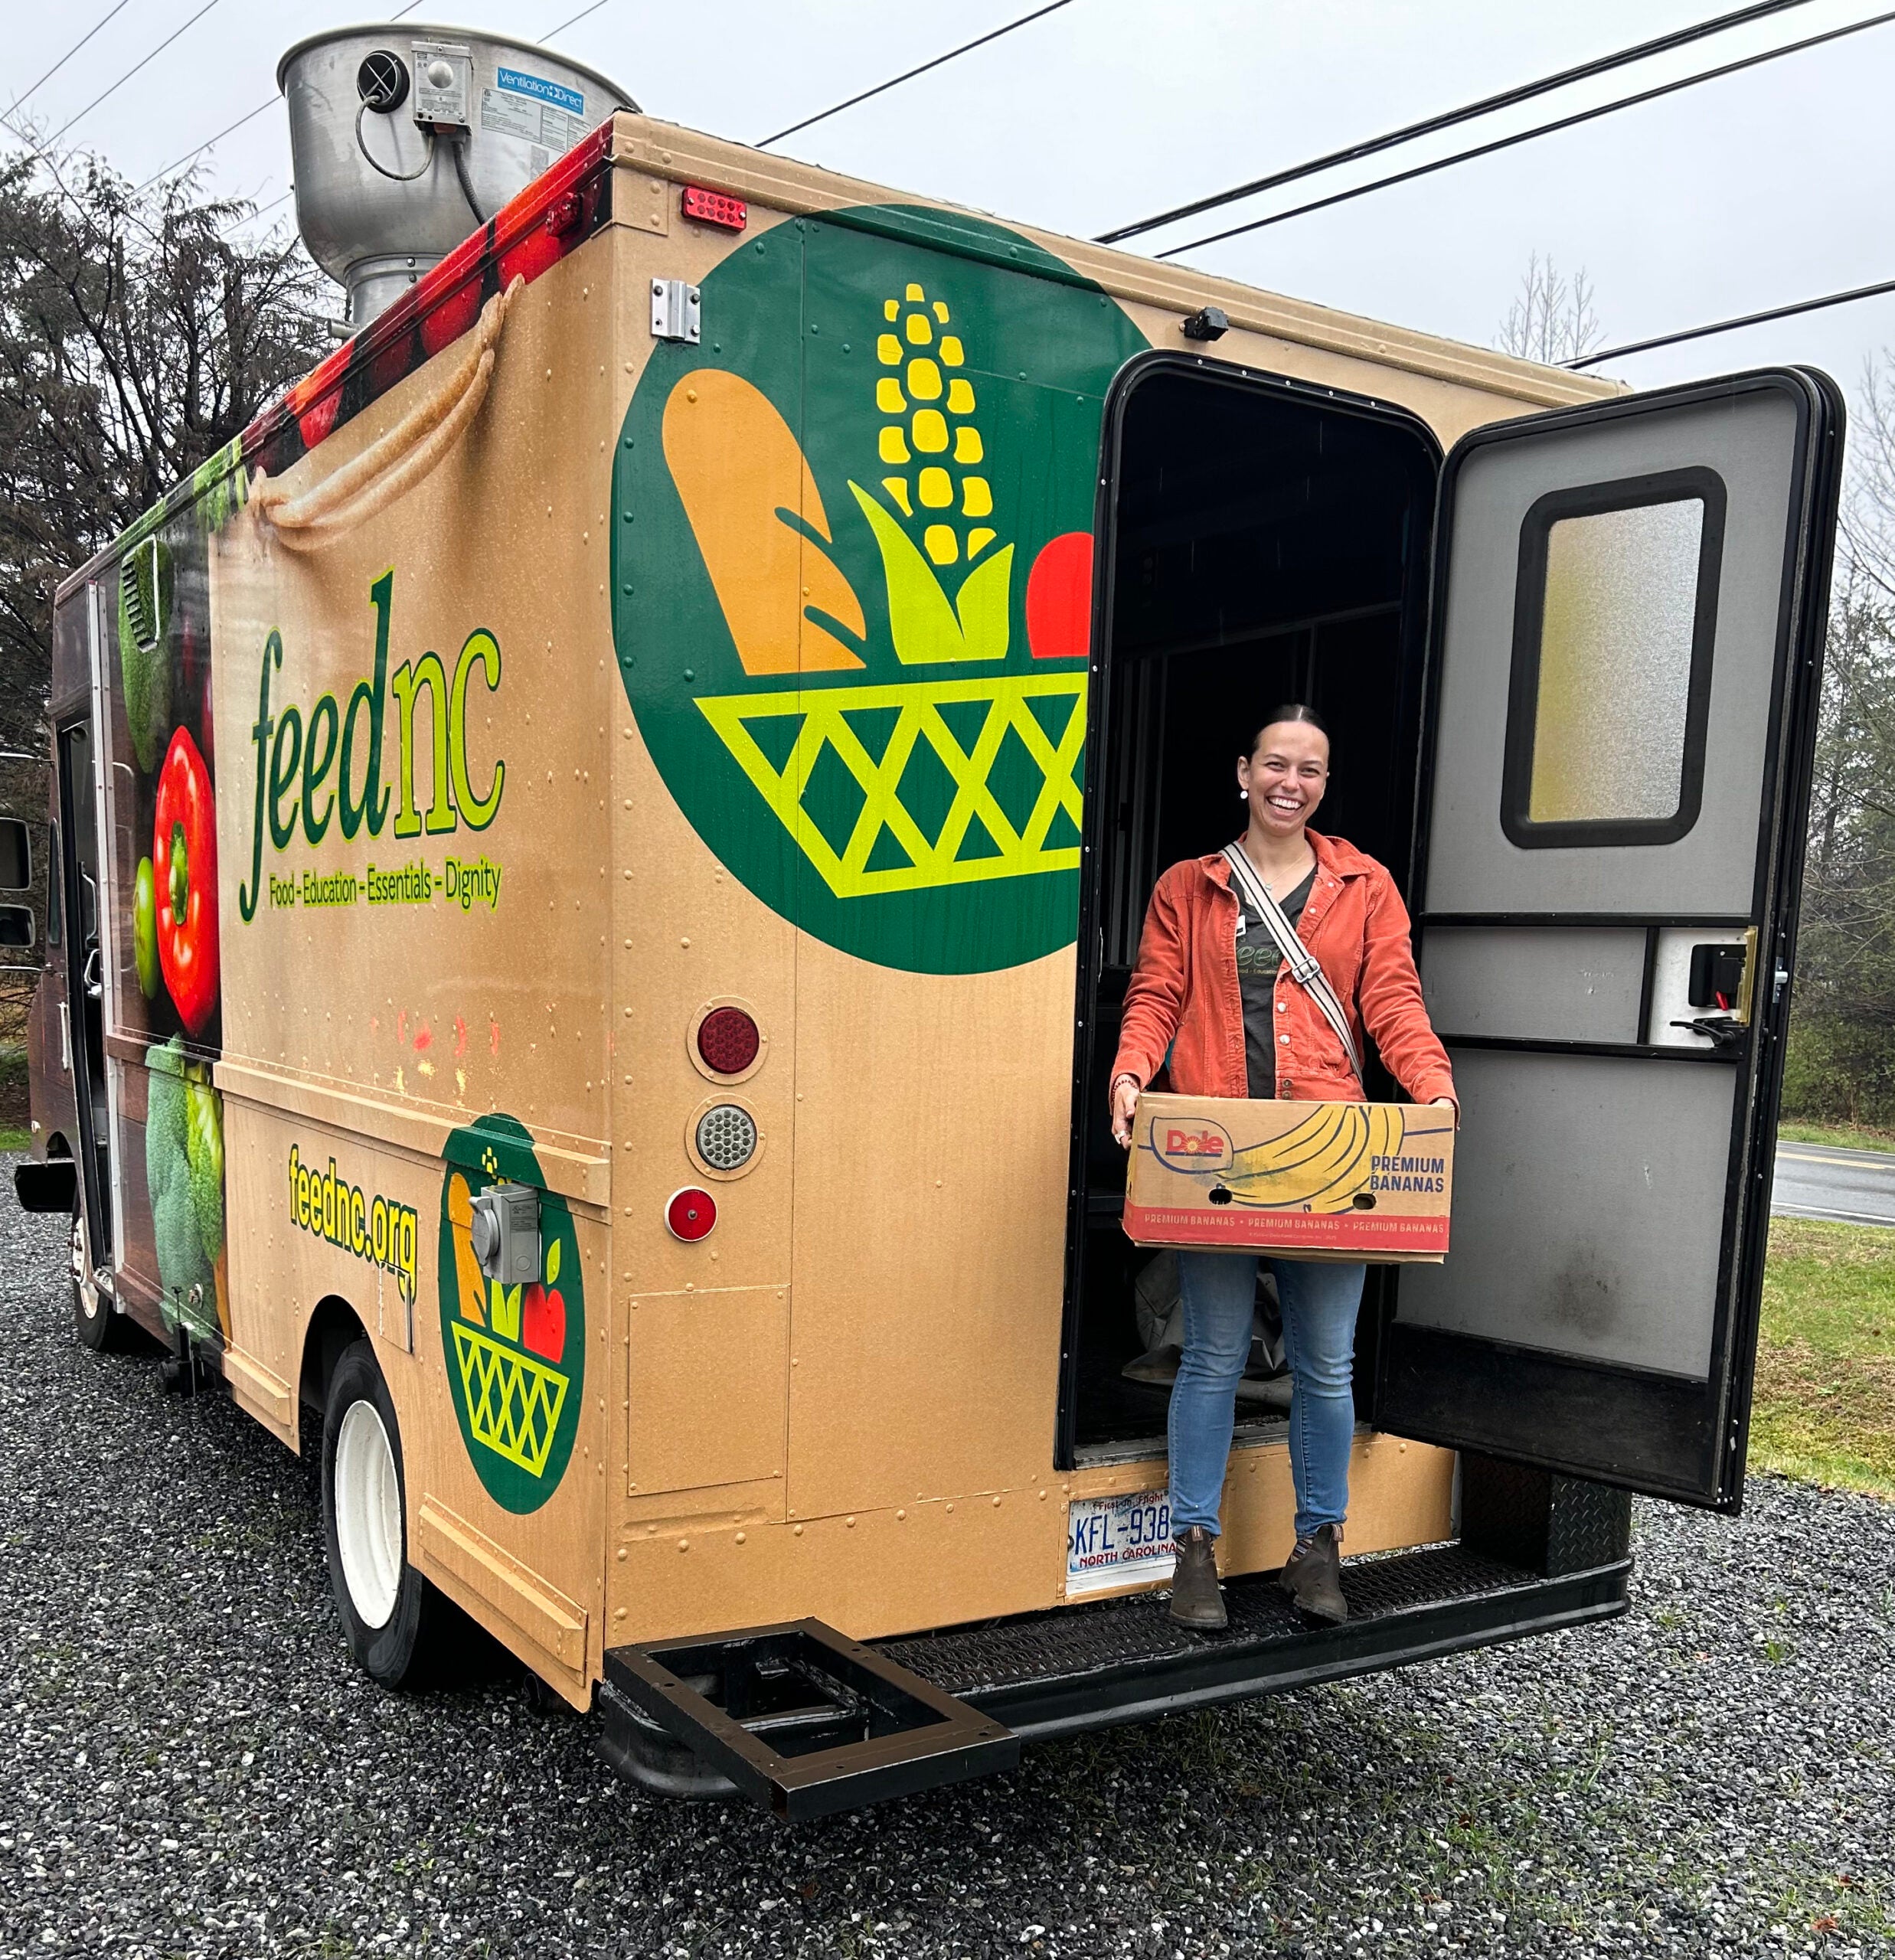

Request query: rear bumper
[
  {"left": 885, "top": 1544, "right": 1630, "bottom": 1742},
  {"left": 599, "top": 1541, "right": 1631, "bottom": 1816}
]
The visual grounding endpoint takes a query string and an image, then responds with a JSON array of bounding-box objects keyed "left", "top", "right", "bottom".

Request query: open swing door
[{"left": 1380, "top": 369, "right": 1843, "bottom": 1510}]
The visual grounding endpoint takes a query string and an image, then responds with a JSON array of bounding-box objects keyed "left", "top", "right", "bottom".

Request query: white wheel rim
[
  {"left": 335, "top": 1399, "right": 403, "bottom": 1630},
  {"left": 71, "top": 1214, "right": 100, "bottom": 1320}
]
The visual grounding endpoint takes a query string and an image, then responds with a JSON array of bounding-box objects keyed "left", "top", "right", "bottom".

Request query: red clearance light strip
[{"left": 681, "top": 185, "right": 747, "bottom": 231}]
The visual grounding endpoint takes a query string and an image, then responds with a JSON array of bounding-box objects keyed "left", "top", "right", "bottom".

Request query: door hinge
[{"left": 651, "top": 279, "right": 701, "bottom": 345}]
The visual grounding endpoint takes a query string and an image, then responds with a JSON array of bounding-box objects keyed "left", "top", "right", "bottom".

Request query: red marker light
[
  {"left": 696, "top": 1005, "right": 760, "bottom": 1076},
  {"left": 681, "top": 185, "right": 747, "bottom": 231},
  {"left": 665, "top": 1186, "right": 717, "bottom": 1242}
]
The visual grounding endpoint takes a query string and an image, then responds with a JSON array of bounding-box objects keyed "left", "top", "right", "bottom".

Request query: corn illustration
[
  {"left": 871, "top": 285, "right": 993, "bottom": 569},
  {"left": 850, "top": 281, "right": 1012, "bottom": 665},
  {"left": 671, "top": 270, "right": 1086, "bottom": 898}
]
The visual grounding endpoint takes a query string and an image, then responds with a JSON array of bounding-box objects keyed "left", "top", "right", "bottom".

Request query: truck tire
[
  {"left": 321, "top": 1339, "right": 453, "bottom": 1687},
  {"left": 70, "top": 1207, "right": 126, "bottom": 1353}
]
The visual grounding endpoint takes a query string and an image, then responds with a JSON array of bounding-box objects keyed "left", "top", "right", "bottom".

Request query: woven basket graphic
[
  {"left": 450, "top": 1321, "right": 569, "bottom": 1478},
  {"left": 697, "top": 671, "right": 1086, "bottom": 900}
]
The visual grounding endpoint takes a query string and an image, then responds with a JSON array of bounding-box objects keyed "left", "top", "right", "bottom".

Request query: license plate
[{"left": 1066, "top": 1489, "right": 1175, "bottom": 1596}]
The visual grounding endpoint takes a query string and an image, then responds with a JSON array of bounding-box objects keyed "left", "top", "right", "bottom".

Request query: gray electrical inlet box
[
  {"left": 410, "top": 40, "right": 473, "bottom": 132},
  {"left": 470, "top": 1181, "right": 541, "bottom": 1284}
]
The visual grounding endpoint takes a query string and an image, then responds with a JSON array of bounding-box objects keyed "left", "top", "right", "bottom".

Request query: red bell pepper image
[{"left": 154, "top": 727, "right": 220, "bottom": 1035}]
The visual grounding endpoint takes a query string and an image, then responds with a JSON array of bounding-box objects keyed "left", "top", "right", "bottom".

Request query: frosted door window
[{"left": 1501, "top": 472, "right": 1723, "bottom": 849}]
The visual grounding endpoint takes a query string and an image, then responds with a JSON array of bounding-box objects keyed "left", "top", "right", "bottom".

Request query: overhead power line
[
  {"left": 1099, "top": 0, "right": 1818, "bottom": 245},
  {"left": 541, "top": 0, "right": 614, "bottom": 40},
  {"left": 48, "top": 0, "right": 221, "bottom": 144},
  {"left": 1569, "top": 273, "right": 1895, "bottom": 367},
  {"left": 4, "top": 0, "right": 138, "bottom": 119},
  {"left": 137, "top": 0, "right": 426, "bottom": 195},
  {"left": 134, "top": 99, "right": 271, "bottom": 194},
  {"left": 1148, "top": 2, "right": 1895, "bottom": 262},
  {"left": 758, "top": 0, "right": 1077, "bottom": 148}
]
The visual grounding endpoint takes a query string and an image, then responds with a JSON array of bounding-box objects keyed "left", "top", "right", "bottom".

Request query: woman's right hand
[{"left": 1109, "top": 1074, "right": 1141, "bottom": 1149}]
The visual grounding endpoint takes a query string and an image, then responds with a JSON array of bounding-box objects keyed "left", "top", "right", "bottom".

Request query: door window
[
  {"left": 0, "top": 816, "right": 28, "bottom": 887},
  {"left": 1501, "top": 470, "right": 1723, "bottom": 848}
]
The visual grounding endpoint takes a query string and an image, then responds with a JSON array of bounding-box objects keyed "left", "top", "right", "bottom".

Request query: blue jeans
[{"left": 1168, "top": 1251, "right": 1367, "bottom": 1543}]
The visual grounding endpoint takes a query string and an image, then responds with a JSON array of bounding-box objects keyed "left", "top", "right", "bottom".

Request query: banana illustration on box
[{"left": 1148, "top": 1103, "right": 1407, "bottom": 1212}]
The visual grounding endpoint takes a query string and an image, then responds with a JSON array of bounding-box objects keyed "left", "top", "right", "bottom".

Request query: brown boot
[
  {"left": 1168, "top": 1526, "right": 1227, "bottom": 1630},
  {"left": 1278, "top": 1524, "right": 1348, "bottom": 1624}
]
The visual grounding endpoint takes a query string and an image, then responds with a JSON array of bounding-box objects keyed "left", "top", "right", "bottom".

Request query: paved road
[{"left": 1772, "top": 1142, "right": 1895, "bottom": 1227}]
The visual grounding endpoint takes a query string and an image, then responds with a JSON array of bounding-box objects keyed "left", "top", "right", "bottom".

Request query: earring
[{"left": 1239, "top": 789, "right": 1248, "bottom": 799}]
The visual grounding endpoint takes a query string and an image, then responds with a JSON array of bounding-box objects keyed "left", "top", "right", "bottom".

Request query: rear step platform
[
  {"left": 885, "top": 1542, "right": 1627, "bottom": 1740},
  {"left": 600, "top": 1540, "right": 1628, "bottom": 1817},
  {"left": 601, "top": 1620, "right": 1018, "bottom": 1821}
]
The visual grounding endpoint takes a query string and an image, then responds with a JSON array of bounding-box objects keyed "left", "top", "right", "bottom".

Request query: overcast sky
[{"left": 8, "top": 0, "right": 1894, "bottom": 403}]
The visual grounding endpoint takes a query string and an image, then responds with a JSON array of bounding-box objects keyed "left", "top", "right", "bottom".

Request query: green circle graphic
[
  {"left": 437, "top": 1113, "right": 585, "bottom": 1514},
  {"left": 613, "top": 209, "right": 1148, "bottom": 974}
]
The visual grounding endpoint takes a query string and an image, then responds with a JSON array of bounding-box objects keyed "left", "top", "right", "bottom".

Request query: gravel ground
[{"left": 3, "top": 1165, "right": 1893, "bottom": 1960}]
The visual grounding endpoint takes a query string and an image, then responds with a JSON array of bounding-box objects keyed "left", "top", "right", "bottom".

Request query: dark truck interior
[{"left": 1060, "top": 358, "right": 1441, "bottom": 1464}]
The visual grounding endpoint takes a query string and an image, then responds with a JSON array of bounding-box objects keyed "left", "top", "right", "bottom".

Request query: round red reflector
[
  {"left": 665, "top": 1186, "right": 717, "bottom": 1242},
  {"left": 696, "top": 1005, "right": 760, "bottom": 1076}
]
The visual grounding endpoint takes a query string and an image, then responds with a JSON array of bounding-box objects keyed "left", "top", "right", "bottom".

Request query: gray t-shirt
[{"left": 1235, "top": 864, "right": 1315, "bottom": 1099}]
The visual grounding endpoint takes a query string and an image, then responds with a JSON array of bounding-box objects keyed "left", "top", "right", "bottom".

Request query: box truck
[{"left": 18, "top": 24, "right": 1841, "bottom": 1818}]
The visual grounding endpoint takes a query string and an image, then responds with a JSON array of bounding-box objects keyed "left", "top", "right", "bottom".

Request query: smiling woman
[{"left": 1106, "top": 701, "right": 1457, "bottom": 1630}]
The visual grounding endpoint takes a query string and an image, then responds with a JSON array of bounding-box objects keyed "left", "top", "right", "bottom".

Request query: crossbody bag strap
[{"left": 1223, "top": 844, "right": 1364, "bottom": 1082}]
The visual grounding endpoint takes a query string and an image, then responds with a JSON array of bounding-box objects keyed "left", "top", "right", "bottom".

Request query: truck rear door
[{"left": 1380, "top": 369, "right": 1843, "bottom": 1509}]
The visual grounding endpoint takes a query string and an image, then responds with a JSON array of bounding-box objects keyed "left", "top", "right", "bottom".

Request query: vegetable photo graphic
[
  {"left": 153, "top": 727, "right": 219, "bottom": 1035},
  {"left": 438, "top": 1116, "right": 585, "bottom": 1514},
  {"left": 145, "top": 1036, "right": 227, "bottom": 1343},
  {"left": 132, "top": 856, "right": 159, "bottom": 1000},
  {"left": 118, "top": 535, "right": 174, "bottom": 776}
]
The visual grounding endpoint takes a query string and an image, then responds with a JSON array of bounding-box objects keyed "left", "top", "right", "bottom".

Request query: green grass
[
  {"left": 1779, "top": 1119, "right": 1895, "bottom": 1154},
  {"left": 0, "top": 1125, "right": 29, "bottom": 1151},
  {"left": 1753, "top": 1217, "right": 1895, "bottom": 1498}
]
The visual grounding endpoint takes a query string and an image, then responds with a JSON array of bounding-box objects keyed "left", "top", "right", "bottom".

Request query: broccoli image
[
  {"left": 145, "top": 1036, "right": 225, "bottom": 1340},
  {"left": 118, "top": 534, "right": 174, "bottom": 776}
]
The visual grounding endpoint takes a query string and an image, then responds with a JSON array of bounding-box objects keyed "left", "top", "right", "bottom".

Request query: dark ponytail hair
[{"left": 1243, "top": 702, "right": 1330, "bottom": 760}]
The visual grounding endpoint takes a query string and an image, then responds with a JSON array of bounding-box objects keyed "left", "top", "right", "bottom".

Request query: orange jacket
[{"left": 1112, "top": 831, "right": 1456, "bottom": 1108}]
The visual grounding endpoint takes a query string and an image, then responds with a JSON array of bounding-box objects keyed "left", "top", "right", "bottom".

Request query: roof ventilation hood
[{"left": 278, "top": 24, "right": 635, "bottom": 328}]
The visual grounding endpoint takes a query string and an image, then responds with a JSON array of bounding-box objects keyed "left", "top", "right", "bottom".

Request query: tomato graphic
[
  {"left": 153, "top": 728, "right": 219, "bottom": 1035},
  {"left": 521, "top": 1282, "right": 566, "bottom": 1364},
  {"left": 1027, "top": 531, "right": 1094, "bottom": 662}
]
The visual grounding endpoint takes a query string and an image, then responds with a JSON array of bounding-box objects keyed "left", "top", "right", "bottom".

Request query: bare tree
[
  {"left": 0, "top": 144, "right": 328, "bottom": 756},
  {"left": 1784, "top": 354, "right": 1895, "bottom": 1124},
  {"left": 1496, "top": 252, "right": 1603, "bottom": 367}
]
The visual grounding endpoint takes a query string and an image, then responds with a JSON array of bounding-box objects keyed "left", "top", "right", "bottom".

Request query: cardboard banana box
[{"left": 1122, "top": 1095, "right": 1454, "bottom": 1261}]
